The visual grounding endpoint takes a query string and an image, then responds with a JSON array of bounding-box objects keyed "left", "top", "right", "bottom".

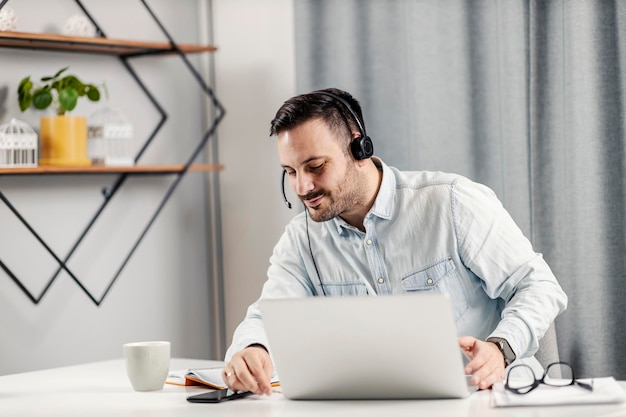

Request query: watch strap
[
  {"left": 246, "top": 343, "right": 269, "bottom": 353},
  {"left": 486, "top": 337, "right": 516, "bottom": 367}
]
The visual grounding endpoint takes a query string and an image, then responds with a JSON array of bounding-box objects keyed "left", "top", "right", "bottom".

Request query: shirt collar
[{"left": 332, "top": 157, "right": 395, "bottom": 233}]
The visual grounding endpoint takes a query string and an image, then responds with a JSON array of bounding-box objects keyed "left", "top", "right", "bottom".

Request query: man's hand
[
  {"left": 222, "top": 345, "right": 274, "bottom": 395},
  {"left": 458, "top": 336, "right": 505, "bottom": 389}
]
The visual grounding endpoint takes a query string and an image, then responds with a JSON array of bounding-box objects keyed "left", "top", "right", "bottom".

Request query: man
[{"left": 222, "top": 88, "right": 567, "bottom": 396}]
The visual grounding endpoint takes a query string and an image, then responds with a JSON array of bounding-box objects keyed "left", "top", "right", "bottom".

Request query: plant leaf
[
  {"left": 63, "top": 75, "right": 82, "bottom": 93},
  {"left": 18, "top": 92, "right": 33, "bottom": 112},
  {"left": 17, "top": 77, "right": 34, "bottom": 112},
  {"left": 59, "top": 88, "right": 79, "bottom": 112},
  {"left": 18, "top": 76, "right": 32, "bottom": 93},
  {"left": 32, "top": 90, "right": 53, "bottom": 110},
  {"left": 53, "top": 67, "right": 69, "bottom": 79},
  {"left": 86, "top": 86, "right": 101, "bottom": 101}
]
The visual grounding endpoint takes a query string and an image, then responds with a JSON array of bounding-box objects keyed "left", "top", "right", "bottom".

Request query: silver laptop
[{"left": 259, "top": 293, "right": 472, "bottom": 400}]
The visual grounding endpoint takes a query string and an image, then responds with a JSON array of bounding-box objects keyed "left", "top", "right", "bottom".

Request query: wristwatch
[{"left": 486, "top": 337, "right": 516, "bottom": 367}]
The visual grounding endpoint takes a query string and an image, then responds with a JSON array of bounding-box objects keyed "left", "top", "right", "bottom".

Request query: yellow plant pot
[{"left": 39, "top": 115, "right": 91, "bottom": 166}]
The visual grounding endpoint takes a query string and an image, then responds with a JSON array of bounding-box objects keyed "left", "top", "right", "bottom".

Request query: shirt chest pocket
[
  {"left": 401, "top": 258, "right": 468, "bottom": 320},
  {"left": 322, "top": 281, "right": 368, "bottom": 296}
]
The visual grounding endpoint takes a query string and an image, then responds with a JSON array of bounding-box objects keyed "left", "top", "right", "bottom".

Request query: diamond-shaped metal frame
[{"left": 0, "top": 0, "right": 225, "bottom": 305}]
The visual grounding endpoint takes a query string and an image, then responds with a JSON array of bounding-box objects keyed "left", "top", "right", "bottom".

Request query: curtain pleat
[{"left": 531, "top": 0, "right": 626, "bottom": 378}]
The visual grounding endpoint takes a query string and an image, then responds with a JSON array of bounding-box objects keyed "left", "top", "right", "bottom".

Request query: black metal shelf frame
[{"left": 0, "top": 0, "right": 225, "bottom": 305}]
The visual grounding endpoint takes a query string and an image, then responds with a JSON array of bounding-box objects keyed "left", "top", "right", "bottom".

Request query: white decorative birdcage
[
  {"left": 0, "top": 118, "right": 38, "bottom": 168},
  {"left": 88, "top": 107, "right": 134, "bottom": 166}
]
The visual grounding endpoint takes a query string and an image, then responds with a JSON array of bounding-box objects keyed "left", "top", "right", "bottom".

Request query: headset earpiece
[
  {"left": 350, "top": 135, "right": 374, "bottom": 160},
  {"left": 316, "top": 91, "right": 374, "bottom": 161}
]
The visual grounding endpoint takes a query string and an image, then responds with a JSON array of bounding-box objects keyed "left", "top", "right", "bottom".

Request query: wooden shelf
[
  {"left": 0, "top": 2, "right": 227, "bottom": 306},
  {"left": 0, "top": 31, "right": 217, "bottom": 56},
  {"left": 0, "top": 164, "right": 224, "bottom": 176}
]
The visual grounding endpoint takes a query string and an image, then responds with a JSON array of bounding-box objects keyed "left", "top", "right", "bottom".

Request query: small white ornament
[
  {"left": 63, "top": 14, "right": 96, "bottom": 37},
  {"left": 88, "top": 107, "right": 135, "bottom": 167},
  {"left": 0, "top": 118, "right": 38, "bottom": 168},
  {"left": 0, "top": 6, "right": 18, "bottom": 31}
]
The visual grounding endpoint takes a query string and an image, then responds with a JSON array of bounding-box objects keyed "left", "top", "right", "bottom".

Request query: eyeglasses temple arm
[{"left": 575, "top": 379, "right": 594, "bottom": 392}]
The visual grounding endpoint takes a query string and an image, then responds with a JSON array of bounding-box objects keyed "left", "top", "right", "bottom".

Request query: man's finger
[
  {"left": 242, "top": 355, "right": 272, "bottom": 395},
  {"left": 477, "top": 367, "right": 505, "bottom": 389},
  {"left": 457, "top": 336, "right": 477, "bottom": 349},
  {"left": 231, "top": 362, "right": 261, "bottom": 394}
]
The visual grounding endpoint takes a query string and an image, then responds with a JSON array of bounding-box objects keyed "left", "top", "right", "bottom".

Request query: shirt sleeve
[{"left": 451, "top": 177, "right": 568, "bottom": 359}]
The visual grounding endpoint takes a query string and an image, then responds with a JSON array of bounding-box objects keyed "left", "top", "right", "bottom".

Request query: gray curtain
[{"left": 295, "top": 0, "right": 626, "bottom": 379}]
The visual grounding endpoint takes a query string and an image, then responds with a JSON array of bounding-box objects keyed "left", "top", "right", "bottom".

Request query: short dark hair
[{"left": 269, "top": 88, "right": 365, "bottom": 147}]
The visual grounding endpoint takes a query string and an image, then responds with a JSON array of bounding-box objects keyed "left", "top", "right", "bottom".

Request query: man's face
[{"left": 278, "top": 118, "right": 367, "bottom": 222}]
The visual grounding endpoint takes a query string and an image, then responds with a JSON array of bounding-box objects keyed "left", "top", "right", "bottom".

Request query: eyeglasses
[{"left": 505, "top": 361, "right": 594, "bottom": 395}]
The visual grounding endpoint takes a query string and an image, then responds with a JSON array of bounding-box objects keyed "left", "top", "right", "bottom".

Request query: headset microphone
[
  {"left": 281, "top": 170, "right": 292, "bottom": 209},
  {"left": 280, "top": 168, "right": 325, "bottom": 295}
]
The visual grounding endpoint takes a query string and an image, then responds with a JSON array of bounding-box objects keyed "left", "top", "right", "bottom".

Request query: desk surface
[{"left": 1, "top": 358, "right": 625, "bottom": 417}]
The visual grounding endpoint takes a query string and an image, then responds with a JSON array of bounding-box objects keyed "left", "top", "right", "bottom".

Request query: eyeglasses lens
[
  {"left": 507, "top": 365, "right": 536, "bottom": 391},
  {"left": 544, "top": 363, "right": 574, "bottom": 387}
]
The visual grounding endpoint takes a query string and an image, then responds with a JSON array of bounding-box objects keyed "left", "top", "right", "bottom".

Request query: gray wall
[{"left": 0, "top": 0, "right": 215, "bottom": 374}]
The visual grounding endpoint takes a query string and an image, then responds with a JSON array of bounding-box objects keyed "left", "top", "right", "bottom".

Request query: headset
[
  {"left": 279, "top": 91, "right": 374, "bottom": 297},
  {"left": 281, "top": 90, "right": 374, "bottom": 209}
]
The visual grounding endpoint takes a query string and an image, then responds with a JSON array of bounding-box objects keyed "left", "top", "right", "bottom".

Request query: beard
[{"left": 300, "top": 162, "right": 367, "bottom": 223}]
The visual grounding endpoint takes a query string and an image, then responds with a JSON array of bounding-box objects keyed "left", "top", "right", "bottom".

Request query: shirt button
[
  {"left": 377, "top": 277, "right": 384, "bottom": 284},
  {"left": 366, "top": 239, "right": 373, "bottom": 245},
  {"left": 426, "top": 278, "right": 434, "bottom": 285}
]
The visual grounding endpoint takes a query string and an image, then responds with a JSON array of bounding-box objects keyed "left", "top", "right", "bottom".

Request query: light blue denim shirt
[{"left": 226, "top": 158, "right": 567, "bottom": 365}]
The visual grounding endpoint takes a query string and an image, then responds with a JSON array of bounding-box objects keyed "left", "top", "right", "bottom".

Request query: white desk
[{"left": 1, "top": 358, "right": 625, "bottom": 417}]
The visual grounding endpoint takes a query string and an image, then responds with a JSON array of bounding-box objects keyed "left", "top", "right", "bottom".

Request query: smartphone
[{"left": 187, "top": 389, "right": 253, "bottom": 403}]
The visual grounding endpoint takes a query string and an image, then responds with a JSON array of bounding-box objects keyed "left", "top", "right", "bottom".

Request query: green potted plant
[{"left": 17, "top": 67, "right": 101, "bottom": 166}]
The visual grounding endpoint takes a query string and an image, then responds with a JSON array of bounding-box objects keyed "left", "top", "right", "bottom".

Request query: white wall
[
  {"left": 212, "top": 0, "right": 297, "bottom": 352},
  {"left": 0, "top": 0, "right": 214, "bottom": 374}
]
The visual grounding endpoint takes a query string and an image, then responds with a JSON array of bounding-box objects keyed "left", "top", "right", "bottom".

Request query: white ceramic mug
[{"left": 123, "top": 341, "right": 171, "bottom": 391}]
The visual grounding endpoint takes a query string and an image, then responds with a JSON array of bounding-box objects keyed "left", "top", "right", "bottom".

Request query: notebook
[{"left": 259, "top": 293, "right": 472, "bottom": 400}]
